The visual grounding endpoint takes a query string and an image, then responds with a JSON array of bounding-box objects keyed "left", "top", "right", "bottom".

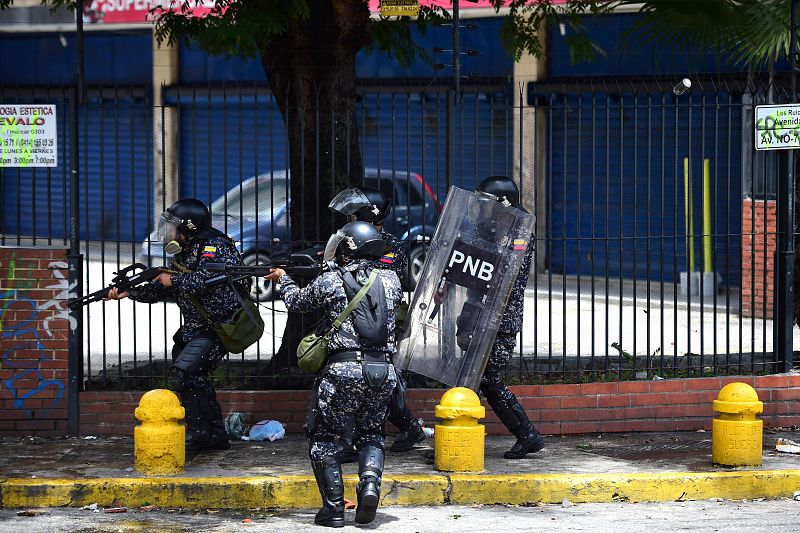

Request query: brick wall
[
  {"left": 80, "top": 374, "right": 800, "bottom": 436},
  {"left": 0, "top": 247, "right": 72, "bottom": 437},
  {"left": 741, "top": 198, "right": 777, "bottom": 319}
]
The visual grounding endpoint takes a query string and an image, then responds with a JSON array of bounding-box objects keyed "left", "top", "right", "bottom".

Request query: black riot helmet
[
  {"left": 354, "top": 187, "right": 391, "bottom": 224},
  {"left": 166, "top": 198, "right": 211, "bottom": 236},
  {"left": 337, "top": 220, "right": 386, "bottom": 259},
  {"left": 476, "top": 176, "right": 520, "bottom": 209}
]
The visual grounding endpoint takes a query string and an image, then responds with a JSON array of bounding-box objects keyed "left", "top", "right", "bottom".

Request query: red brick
[
  {"left": 33, "top": 408, "right": 67, "bottom": 419},
  {"left": 560, "top": 421, "right": 600, "bottom": 434},
  {"left": 764, "top": 402, "right": 795, "bottom": 415},
  {"left": 579, "top": 382, "right": 619, "bottom": 395},
  {"left": 685, "top": 377, "right": 724, "bottom": 391},
  {"left": 598, "top": 420, "right": 636, "bottom": 433},
  {"left": 407, "top": 390, "right": 446, "bottom": 401},
  {"left": 39, "top": 360, "right": 68, "bottom": 370},
  {"left": 653, "top": 404, "right": 711, "bottom": 418},
  {"left": 14, "top": 419, "right": 56, "bottom": 431},
  {"left": 597, "top": 394, "right": 631, "bottom": 408},
  {"left": 97, "top": 413, "right": 137, "bottom": 425},
  {"left": 559, "top": 396, "right": 598, "bottom": 409},
  {"left": 662, "top": 391, "right": 707, "bottom": 404},
  {"left": 620, "top": 406, "right": 654, "bottom": 418},
  {"left": 509, "top": 385, "right": 543, "bottom": 397},
  {"left": 770, "top": 388, "right": 800, "bottom": 401},
  {"left": 543, "top": 384, "right": 582, "bottom": 397},
  {"left": 618, "top": 381, "right": 649, "bottom": 393},
  {"left": 521, "top": 397, "right": 559, "bottom": 410},
  {"left": 0, "top": 408, "right": 28, "bottom": 420},
  {"left": 536, "top": 423, "right": 561, "bottom": 435},
  {"left": 766, "top": 415, "right": 800, "bottom": 427},
  {"left": 630, "top": 393, "right": 670, "bottom": 406},
  {"left": 754, "top": 375, "right": 789, "bottom": 389},
  {"left": 581, "top": 408, "right": 619, "bottom": 421},
  {"left": 541, "top": 409, "right": 577, "bottom": 422},
  {"left": 649, "top": 380, "right": 685, "bottom": 393}
]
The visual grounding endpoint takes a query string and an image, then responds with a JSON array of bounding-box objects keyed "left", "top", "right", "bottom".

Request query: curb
[{"left": 3, "top": 471, "right": 800, "bottom": 509}]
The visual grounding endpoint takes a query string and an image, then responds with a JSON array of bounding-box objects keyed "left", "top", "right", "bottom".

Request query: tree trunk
[
  {"left": 257, "top": 0, "right": 369, "bottom": 244},
  {"left": 255, "top": 0, "right": 370, "bottom": 371}
]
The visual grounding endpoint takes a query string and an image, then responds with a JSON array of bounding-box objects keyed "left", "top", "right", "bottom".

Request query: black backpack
[{"left": 340, "top": 267, "right": 389, "bottom": 348}]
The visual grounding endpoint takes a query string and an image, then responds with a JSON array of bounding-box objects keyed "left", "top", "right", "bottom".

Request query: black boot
[
  {"left": 390, "top": 419, "right": 425, "bottom": 452},
  {"left": 205, "top": 393, "right": 231, "bottom": 451},
  {"left": 184, "top": 389, "right": 230, "bottom": 453},
  {"left": 181, "top": 391, "right": 213, "bottom": 453},
  {"left": 312, "top": 459, "right": 345, "bottom": 528},
  {"left": 480, "top": 380, "right": 545, "bottom": 459},
  {"left": 388, "top": 376, "right": 425, "bottom": 453},
  {"left": 355, "top": 444, "right": 384, "bottom": 524},
  {"left": 504, "top": 423, "right": 545, "bottom": 459}
]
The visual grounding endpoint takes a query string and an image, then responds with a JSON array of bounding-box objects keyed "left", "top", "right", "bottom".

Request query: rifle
[
  {"left": 205, "top": 247, "right": 324, "bottom": 287},
  {"left": 68, "top": 263, "right": 174, "bottom": 310}
]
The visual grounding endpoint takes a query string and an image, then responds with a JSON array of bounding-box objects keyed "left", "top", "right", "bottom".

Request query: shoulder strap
[{"left": 330, "top": 269, "right": 378, "bottom": 332}]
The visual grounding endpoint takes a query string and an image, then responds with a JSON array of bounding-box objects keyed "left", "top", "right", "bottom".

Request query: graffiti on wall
[{"left": 0, "top": 257, "right": 71, "bottom": 417}]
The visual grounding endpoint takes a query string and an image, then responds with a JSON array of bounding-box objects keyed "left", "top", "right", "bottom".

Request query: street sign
[
  {"left": 380, "top": 0, "right": 419, "bottom": 17},
  {"left": 755, "top": 104, "right": 800, "bottom": 151}
]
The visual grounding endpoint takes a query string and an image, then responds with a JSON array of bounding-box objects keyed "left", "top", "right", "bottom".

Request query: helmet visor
[
  {"left": 323, "top": 229, "right": 346, "bottom": 261},
  {"left": 328, "top": 188, "right": 371, "bottom": 216},
  {"left": 475, "top": 189, "right": 512, "bottom": 208},
  {"left": 157, "top": 211, "right": 182, "bottom": 246}
]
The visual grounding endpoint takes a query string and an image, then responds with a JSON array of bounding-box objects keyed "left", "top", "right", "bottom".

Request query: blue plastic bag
[{"left": 247, "top": 420, "right": 286, "bottom": 442}]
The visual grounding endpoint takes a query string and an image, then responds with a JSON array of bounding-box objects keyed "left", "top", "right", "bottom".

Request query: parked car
[{"left": 139, "top": 168, "right": 442, "bottom": 299}]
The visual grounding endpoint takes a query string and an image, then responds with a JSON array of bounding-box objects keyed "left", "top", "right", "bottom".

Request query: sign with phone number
[{"left": 0, "top": 104, "right": 58, "bottom": 168}]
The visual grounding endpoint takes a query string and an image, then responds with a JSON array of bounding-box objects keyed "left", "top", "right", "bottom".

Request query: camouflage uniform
[
  {"left": 480, "top": 242, "right": 533, "bottom": 392},
  {"left": 477, "top": 229, "right": 543, "bottom": 458},
  {"left": 377, "top": 229, "right": 408, "bottom": 280},
  {"left": 374, "top": 228, "right": 424, "bottom": 449},
  {"left": 279, "top": 259, "right": 402, "bottom": 462},
  {"left": 128, "top": 229, "right": 245, "bottom": 446}
]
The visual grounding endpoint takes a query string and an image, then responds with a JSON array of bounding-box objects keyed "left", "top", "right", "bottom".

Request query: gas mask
[{"left": 157, "top": 210, "right": 184, "bottom": 254}]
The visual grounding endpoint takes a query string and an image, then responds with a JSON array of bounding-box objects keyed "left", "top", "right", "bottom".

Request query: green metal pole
[{"left": 703, "top": 159, "right": 712, "bottom": 272}]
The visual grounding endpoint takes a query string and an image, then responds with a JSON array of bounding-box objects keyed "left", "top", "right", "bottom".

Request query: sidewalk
[{"left": 3, "top": 430, "right": 800, "bottom": 509}]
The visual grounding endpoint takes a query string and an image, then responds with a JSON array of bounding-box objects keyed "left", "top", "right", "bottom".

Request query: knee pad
[{"left": 173, "top": 336, "right": 215, "bottom": 375}]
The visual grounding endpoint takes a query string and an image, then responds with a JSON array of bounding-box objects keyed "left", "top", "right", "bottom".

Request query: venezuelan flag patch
[
  {"left": 201, "top": 245, "right": 218, "bottom": 258},
  {"left": 512, "top": 239, "right": 528, "bottom": 251},
  {"left": 380, "top": 252, "right": 395, "bottom": 265}
]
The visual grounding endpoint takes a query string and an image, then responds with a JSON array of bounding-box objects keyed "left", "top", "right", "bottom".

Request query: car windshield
[{"left": 210, "top": 178, "right": 288, "bottom": 217}]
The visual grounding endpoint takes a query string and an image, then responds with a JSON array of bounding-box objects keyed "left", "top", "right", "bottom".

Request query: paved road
[{"left": 2, "top": 500, "right": 800, "bottom": 532}]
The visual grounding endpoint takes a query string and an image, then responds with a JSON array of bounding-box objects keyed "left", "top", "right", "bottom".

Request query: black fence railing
[{"left": 1, "top": 77, "right": 796, "bottom": 390}]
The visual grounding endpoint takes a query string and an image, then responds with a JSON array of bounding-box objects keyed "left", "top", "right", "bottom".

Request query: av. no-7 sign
[{"left": 755, "top": 104, "right": 800, "bottom": 151}]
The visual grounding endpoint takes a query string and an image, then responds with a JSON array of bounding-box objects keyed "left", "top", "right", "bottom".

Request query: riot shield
[{"left": 396, "top": 186, "right": 536, "bottom": 390}]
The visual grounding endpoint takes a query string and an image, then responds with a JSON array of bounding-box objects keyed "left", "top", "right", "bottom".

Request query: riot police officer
[
  {"left": 475, "top": 176, "right": 545, "bottom": 459},
  {"left": 328, "top": 187, "right": 425, "bottom": 452},
  {"left": 266, "top": 221, "right": 402, "bottom": 527},
  {"left": 107, "top": 198, "right": 246, "bottom": 453}
]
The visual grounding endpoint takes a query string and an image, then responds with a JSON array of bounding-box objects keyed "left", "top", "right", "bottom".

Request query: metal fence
[{"left": 1, "top": 77, "right": 796, "bottom": 390}]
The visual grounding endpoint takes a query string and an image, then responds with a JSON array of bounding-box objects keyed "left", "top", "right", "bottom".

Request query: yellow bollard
[
  {"left": 711, "top": 382, "right": 764, "bottom": 466},
  {"left": 434, "top": 387, "right": 486, "bottom": 472},
  {"left": 134, "top": 389, "right": 186, "bottom": 475}
]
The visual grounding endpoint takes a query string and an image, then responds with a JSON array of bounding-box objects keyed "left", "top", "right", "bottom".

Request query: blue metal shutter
[
  {"left": 1, "top": 91, "right": 151, "bottom": 242},
  {"left": 548, "top": 91, "right": 742, "bottom": 285},
  {"left": 175, "top": 92, "right": 288, "bottom": 206},
  {"left": 357, "top": 90, "right": 513, "bottom": 199}
]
